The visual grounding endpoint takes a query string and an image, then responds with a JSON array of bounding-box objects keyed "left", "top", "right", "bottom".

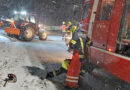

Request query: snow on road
[{"left": 0, "top": 34, "right": 71, "bottom": 90}]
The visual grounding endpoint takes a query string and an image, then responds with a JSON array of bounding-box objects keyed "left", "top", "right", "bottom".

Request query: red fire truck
[{"left": 80, "top": 0, "right": 130, "bottom": 84}]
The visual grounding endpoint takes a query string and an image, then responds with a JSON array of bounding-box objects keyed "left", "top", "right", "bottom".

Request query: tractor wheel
[
  {"left": 22, "top": 26, "right": 35, "bottom": 41},
  {"left": 39, "top": 32, "right": 47, "bottom": 40}
]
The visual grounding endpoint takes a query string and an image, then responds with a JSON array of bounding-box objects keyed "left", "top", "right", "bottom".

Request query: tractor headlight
[
  {"left": 21, "top": 11, "right": 27, "bottom": 15},
  {"left": 14, "top": 11, "right": 18, "bottom": 14}
]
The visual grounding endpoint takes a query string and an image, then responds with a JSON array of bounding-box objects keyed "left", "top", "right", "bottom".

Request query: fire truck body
[{"left": 81, "top": 0, "right": 130, "bottom": 83}]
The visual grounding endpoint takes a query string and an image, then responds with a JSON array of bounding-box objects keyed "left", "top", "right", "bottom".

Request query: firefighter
[
  {"left": 64, "top": 21, "right": 73, "bottom": 47},
  {"left": 45, "top": 28, "right": 87, "bottom": 78},
  {"left": 69, "top": 28, "right": 88, "bottom": 73},
  {"left": 66, "top": 22, "right": 77, "bottom": 35},
  {"left": 65, "top": 21, "right": 73, "bottom": 36},
  {"left": 62, "top": 21, "right": 67, "bottom": 39},
  {"left": 64, "top": 28, "right": 92, "bottom": 90},
  {"left": 67, "top": 21, "right": 72, "bottom": 32},
  {"left": 65, "top": 25, "right": 77, "bottom": 48},
  {"left": 45, "top": 29, "right": 91, "bottom": 90}
]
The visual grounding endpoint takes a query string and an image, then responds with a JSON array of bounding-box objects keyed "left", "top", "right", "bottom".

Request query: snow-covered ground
[{"left": 0, "top": 32, "right": 72, "bottom": 90}]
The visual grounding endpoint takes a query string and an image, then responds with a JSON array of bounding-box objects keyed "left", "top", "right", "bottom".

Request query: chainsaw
[{"left": 3, "top": 74, "right": 17, "bottom": 87}]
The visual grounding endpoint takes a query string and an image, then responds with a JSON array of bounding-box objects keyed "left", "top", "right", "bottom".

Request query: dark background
[{"left": 0, "top": 0, "right": 85, "bottom": 25}]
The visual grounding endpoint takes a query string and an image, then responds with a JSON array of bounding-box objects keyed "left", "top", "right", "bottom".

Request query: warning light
[{"left": 108, "top": 48, "right": 112, "bottom": 52}]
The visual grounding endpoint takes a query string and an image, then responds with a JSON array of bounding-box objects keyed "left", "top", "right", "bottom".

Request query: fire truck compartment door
[{"left": 92, "top": 0, "right": 115, "bottom": 50}]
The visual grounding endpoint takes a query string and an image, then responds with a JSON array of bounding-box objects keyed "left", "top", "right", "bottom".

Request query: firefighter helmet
[
  {"left": 62, "top": 21, "right": 65, "bottom": 25},
  {"left": 68, "top": 21, "right": 72, "bottom": 25}
]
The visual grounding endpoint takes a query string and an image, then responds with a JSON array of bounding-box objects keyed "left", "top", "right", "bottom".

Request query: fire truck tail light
[{"left": 108, "top": 48, "right": 112, "bottom": 52}]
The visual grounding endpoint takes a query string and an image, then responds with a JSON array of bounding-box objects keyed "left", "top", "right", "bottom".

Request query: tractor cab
[
  {"left": 14, "top": 14, "right": 25, "bottom": 23},
  {"left": 14, "top": 12, "right": 38, "bottom": 30},
  {"left": 116, "top": 1, "right": 130, "bottom": 56},
  {"left": 5, "top": 11, "right": 47, "bottom": 41}
]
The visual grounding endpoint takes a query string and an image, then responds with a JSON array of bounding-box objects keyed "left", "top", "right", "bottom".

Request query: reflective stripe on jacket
[
  {"left": 70, "top": 39, "right": 77, "bottom": 45},
  {"left": 79, "top": 38, "right": 84, "bottom": 54},
  {"left": 79, "top": 38, "right": 85, "bottom": 59}
]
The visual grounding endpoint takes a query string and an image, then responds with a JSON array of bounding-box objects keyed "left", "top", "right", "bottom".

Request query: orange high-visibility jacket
[{"left": 62, "top": 25, "right": 66, "bottom": 31}]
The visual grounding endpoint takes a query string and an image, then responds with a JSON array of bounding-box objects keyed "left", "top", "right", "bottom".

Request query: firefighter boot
[{"left": 64, "top": 86, "right": 78, "bottom": 90}]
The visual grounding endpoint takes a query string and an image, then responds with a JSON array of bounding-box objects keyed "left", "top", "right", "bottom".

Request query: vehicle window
[
  {"left": 98, "top": 0, "right": 115, "bottom": 20},
  {"left": 14, "top": 14, "right": 24, "bottom": 21},
  {"left": 30, "top": 16, "right": 35, "bottom": 24},
  {"left": 26, "top": 15, "right": 30, "bottom": 22},
  {"left": 14, "top": 15, "right": 19, "bottom": 21},
  {"left": 82, "top": 4, "right": 90, "bottom": 20},
  {"left": 26, "top": 15, "right": 36, "bottom": 24},
  {"left": 116, "top": 1, "right": 130, "bottom": 57},
  {"left": 117, "top": 1, "right": 130, "bottom": 40}
]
